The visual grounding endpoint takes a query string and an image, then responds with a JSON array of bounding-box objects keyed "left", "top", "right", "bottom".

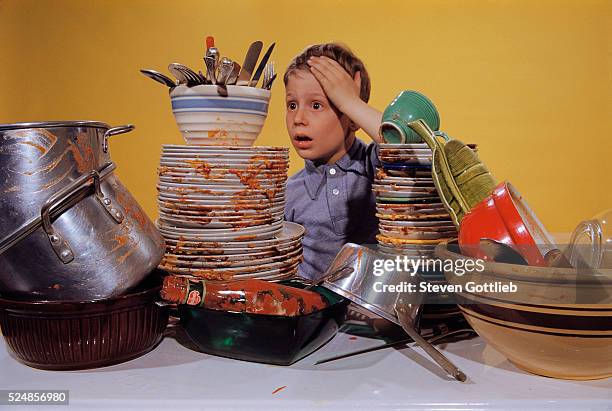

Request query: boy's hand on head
[
  {"left": 306, "top": 55, "right": 383, "bottom": 143},
  {"left": 307, "top": 56, "right": 361, "bottom": 113}
]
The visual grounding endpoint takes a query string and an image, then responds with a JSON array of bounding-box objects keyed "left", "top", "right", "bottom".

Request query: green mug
[{"left": 379, "top": 90, "right": 441, "bottom": 144}]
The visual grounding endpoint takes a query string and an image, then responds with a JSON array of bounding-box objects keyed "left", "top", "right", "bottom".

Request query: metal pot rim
[
  {"left": 0, "top": 120, "right": 110, "bottom": 131},
  {"left": 0, "top": 270, "right": 164, "bottom": 307}
]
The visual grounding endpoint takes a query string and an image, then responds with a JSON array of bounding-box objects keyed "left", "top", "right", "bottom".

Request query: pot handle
[
  {"left": 103, "top": 124, "right": 135, "bottom": 153},
  {"left": 41, "top": 169, "right": 124, "bottom": 264},
  {"left": 395, "top": 300, "right": 467, "bottom": 382}
]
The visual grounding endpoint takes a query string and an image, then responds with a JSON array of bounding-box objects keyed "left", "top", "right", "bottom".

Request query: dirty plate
[
  {"left": 158, "top": 204, "right": 285, "bottom": 216},
  {"left": 164, "top": 243, "right": 301, "bottom": 262},
  {"left": 159, "top": 214, "right": 283, "bottom": 229},
  {"left": 380, "top": 219, "right": 455, "bottom": 228},
  {"left": 379, "top": 143, "right": 428, "bottom": 149},
  {"left": 157, "top": 221, "right": 283, "bottom": 242},
  {"left": 161, "top": 248, "right": 302, "bottom": 269},
  {"left": 166, "top": 238, "right": 303, "bottom": 256},
  {"left": 160, "top": 256, "right": 302, "bottom": 279}
]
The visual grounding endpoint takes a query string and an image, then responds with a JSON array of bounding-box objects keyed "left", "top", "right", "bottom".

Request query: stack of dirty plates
[
  {"left": 374, "top": 143, "right": 458, "bottom": 260},
  {"left": 375, "top": 142, "right": 477, "bottom": 317},
  {"left": 156, "top": 145, "right": 304, "bottom": 281}
]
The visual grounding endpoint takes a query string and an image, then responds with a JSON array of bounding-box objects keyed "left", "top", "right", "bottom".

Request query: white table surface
[{"left": 1, "top": 325, "right": 610, "bottom": 411}]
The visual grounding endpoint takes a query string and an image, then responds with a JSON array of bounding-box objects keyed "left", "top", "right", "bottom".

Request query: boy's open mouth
[{"left": 293, "top": 135, "right": 313, "bottom": 149}]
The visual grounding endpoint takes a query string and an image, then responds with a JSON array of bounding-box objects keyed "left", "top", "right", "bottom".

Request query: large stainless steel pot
[{"left": 0, "top": 121, "right": 164, "bottom": 300}]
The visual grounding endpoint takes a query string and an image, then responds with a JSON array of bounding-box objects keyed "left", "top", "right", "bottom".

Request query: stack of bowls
[
  {"left": 375, "top": 143, "right": 458, "bottom": 262},
  {"left": 374, "top": 142, "right": 479, "bottom": 313},
  {"left": 156, "top": 145, "right": 304, "bottom": 281}
]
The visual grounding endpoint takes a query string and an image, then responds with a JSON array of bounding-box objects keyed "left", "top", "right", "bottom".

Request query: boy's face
[{"left": 285, "top": 70, "right": 352, "bottom": 164}]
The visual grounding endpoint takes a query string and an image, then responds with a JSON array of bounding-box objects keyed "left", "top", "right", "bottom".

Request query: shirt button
[
  {"left": 329, "top": 168, "right": 336, "bottom": 175},
  {"left": 332, "top": 188, "right": 340, "bottom": 195}
]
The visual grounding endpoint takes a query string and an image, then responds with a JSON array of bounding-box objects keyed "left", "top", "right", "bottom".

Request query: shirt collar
[{"left": 302, "top": 138, "right": 368, "bottom": 200}]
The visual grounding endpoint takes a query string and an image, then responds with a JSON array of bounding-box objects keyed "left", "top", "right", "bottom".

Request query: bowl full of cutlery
[
  {"left": 140, "top": 38, "right": 277, "bottom": 146},
  {"left": 170, "top": 84, "right": 271, "bottom": 146}
]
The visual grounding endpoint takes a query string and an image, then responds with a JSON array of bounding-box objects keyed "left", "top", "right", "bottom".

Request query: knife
[
  {"left": 249, "top": 42, "right": 275, "bottom": 87},
  {"left": 236, "top": 41, "right": 263, "bottom": 86}
]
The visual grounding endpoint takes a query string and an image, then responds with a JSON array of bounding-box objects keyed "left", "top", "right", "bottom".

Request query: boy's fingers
[
  {"left": 309, "top": 64, "right": 327, "bottom": 80},
  {"left": 308, "top": 61, "right": 336, "bottom": 83},
  {"left": 309, "top": 56, "right": 345, "bottom": 80},
  {"left": 319, "top": 58, "right": 348, "bottom": 81},
  {"left": 309, "top": 65, "right": 332, "bottom": 87},
  {"left": 353, "top": 71, "right": 362, "bottom": 93}
]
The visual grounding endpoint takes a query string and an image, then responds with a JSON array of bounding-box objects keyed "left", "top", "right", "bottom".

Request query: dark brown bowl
[{"left": 0, "top": 270, "right": 169, "bottom": 370}]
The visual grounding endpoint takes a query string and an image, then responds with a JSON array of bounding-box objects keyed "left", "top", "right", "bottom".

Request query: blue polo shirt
[{"left": 284, "top": 138, "right": 380, "bottom": 280}]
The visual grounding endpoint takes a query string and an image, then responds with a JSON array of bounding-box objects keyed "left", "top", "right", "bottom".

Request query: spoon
[
  {"left": 226, "top": 62, "right": 241, "bottom": 85},
  {"left": 204, "top": 56, "right": 217, "bottom": 85},
  {"left": 139, "top": 69, "right": 176, "bottom": 88},
  {"left": 217, "top": 57, "right": 235, "bottom": 86},
  {"left": 204, "top": 46, "right": 220, "bottom": 84}
]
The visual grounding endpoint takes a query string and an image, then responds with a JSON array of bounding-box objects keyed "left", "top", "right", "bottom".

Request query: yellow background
[{"left": 0, "top": 0, "right": 610, "bottom": 232}]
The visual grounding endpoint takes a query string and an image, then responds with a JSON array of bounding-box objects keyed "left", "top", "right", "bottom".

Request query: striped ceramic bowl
[
  {"left": 436, "top": 241, "right": 612, "bottom": 380},
  {"left": 170, "top": 85, "right": 271, "bottom": 146}
]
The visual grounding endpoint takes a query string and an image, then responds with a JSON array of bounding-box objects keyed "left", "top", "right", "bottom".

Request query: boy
[{"left": 283, "top": 43, "right": 383, "bottom": 280}]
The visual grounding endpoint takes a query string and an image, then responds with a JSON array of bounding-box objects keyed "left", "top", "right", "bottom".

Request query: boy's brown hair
[{"left": 284, "top": 43, "right": 371, "bottom": 103}]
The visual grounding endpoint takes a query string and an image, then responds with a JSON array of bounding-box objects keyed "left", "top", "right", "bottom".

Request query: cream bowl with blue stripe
[{"left": 170, "top": 85, "right": 271, "bottom": 146}]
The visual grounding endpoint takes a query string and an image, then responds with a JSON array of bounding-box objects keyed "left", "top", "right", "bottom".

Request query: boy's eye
[
  {"left": 312, "top": 102, "right": 322, "bottom": 110},
  {"left": 287, "top": 102, "right": 297, "bottom": 110}
]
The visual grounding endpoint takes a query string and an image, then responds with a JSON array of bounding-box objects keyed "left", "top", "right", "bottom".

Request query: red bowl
[{"left": 458, "top": 182, "right": 555, "bottom": 266}]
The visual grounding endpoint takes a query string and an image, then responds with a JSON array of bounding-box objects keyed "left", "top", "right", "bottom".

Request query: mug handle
[
  {"left": 434, "top": 130, "right": 451, "bottom": 142},
  {"left": 566, "top": 220, "right": 602, "bottom": 269}
]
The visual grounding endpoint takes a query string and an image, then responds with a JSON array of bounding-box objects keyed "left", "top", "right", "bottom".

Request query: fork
[
  {"left": 262, "top": 61, "right": 276, "bottom": 90},
  {"left": 168, "top": 63, "right": 201, "bottom": 86}
]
